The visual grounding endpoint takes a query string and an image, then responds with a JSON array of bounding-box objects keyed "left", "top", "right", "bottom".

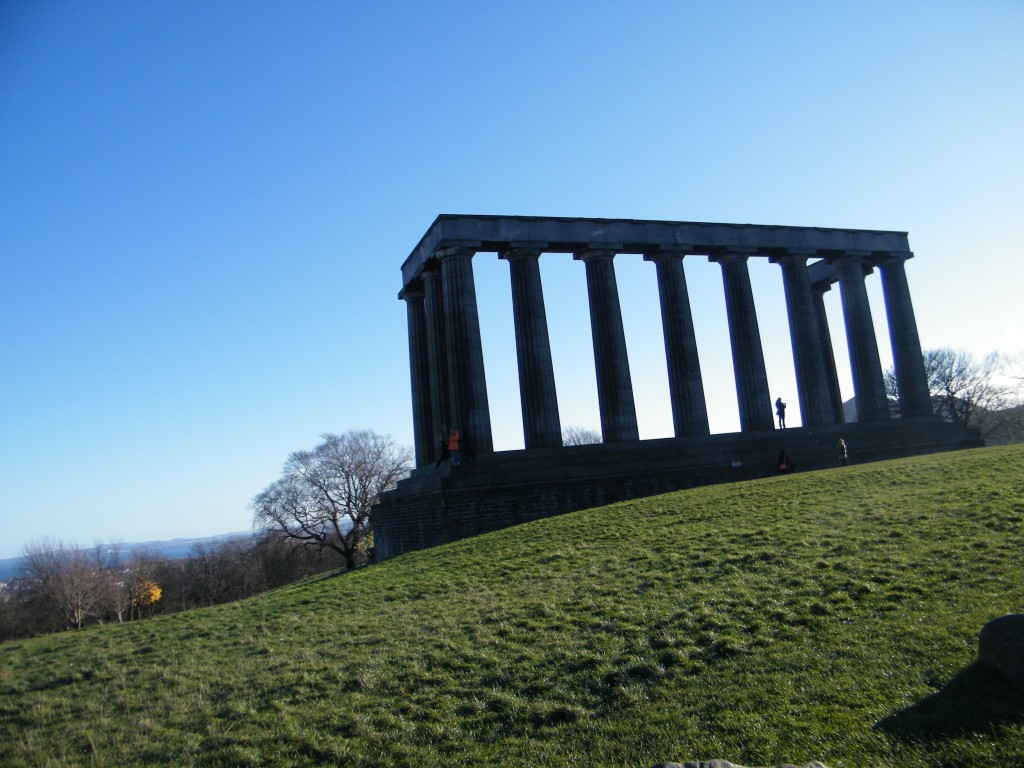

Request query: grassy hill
[{"left": 2, "top": 445, "right": 1023, "bottom": 768}]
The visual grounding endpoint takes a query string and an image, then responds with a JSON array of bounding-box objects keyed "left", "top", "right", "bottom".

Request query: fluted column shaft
[
  {"left": 575, "top": 249, "right": 639, "bottom": 442},
  {"left": 833, "top": 253, "right": 889, "bottom": 421},
  {"left": 646, "top": 251, "right": 709, "bottom": 436},
  {"left": 811, "top": 282, "right": 845, "bottom": 423},
  {"left": 877, "top": 254, "right": 932, "bottom": 418},
  {"left": 401, "top": 286, "right": 434, "bottom": 467},
  {"left": 773, "top": 252, "right": 835, "bottom": 425},
  {"left": 712, "top": 252, "right": 774, "bottom": 432},
  {"left": 501, "top": 248, "right": 562, "bottom": 448},
  {"left": 422, "top": 267, "right": 451, "bottom": 458},
  {"left": 439, "top": 247, "right": 493, "bottom": 453}
]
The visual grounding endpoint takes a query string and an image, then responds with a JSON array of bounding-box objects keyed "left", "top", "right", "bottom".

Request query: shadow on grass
[
  {"left": 302, "top": 568, "right": 349, "bottom": 585},
  {"left": 876, "top": 662, "right": 1024, "bottom": 740}
]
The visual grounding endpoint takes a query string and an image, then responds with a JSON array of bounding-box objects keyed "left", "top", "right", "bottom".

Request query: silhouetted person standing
[{"left": 775, "top": 397, "right": 787, "bottom": 428}]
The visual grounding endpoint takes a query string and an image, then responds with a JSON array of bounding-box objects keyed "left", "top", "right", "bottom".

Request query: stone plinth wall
[{"left": 374, "top": 419, "right": 980, "bottom": 560}]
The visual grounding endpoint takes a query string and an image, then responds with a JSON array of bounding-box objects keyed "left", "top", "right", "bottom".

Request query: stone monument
[{"left": 374, "top": 215, "right": 980, "bottom": 559}]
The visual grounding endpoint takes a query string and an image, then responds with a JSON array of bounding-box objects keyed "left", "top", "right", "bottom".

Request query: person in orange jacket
[{"left": 447, "top": 428, "right": 461, "bottom": 465}]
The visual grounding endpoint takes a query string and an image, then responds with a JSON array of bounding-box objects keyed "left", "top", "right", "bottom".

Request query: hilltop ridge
[{"left": 2, "top": 446, "right": 1023, "bottom": 767}]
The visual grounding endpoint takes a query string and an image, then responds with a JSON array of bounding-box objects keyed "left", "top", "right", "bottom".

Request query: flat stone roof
[{"left": 401, "top": 214, "right": 911, "bottom": 289}]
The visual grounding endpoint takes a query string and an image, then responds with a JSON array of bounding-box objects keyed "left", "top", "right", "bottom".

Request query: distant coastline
[{"left": 0, "top": 531, "right": 252, "bottom": 582}]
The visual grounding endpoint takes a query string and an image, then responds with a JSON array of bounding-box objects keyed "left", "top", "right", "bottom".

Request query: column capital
[
  {"left": 574, "top": 246, "right": 623, "bottom": 262},
  {"left": 499, "top": 247, "right": 544, "bottom": 261},
  {"left": 768, "top": 248, "right": 816, "bottom": 265},
  {"left": 827, "top": 249, "right": 872, "bottom": 264},
  {"left": 643, "top": 247, "right": 693, "bottom": 263},
  {"left": 398, "top": 282, "right": 424, "bottom": 301},
  {"left": 435, "top": 245, "right": 480, "bottom": 260},
  {"left": 708, "top": 247, "right": 755, "bottom": 264},
  {"left": 827, "top": 250, "right": 875, "bottom": 277},
  {"left": 873, "top": 250, "right": 914, "bottom": 266}
]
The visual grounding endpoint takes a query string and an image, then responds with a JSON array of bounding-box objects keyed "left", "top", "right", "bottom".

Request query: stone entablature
[{"left": 400, "top": 214, "right": 912, "bottom": 289}]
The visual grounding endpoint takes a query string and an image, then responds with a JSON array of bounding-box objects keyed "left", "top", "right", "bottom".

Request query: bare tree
[
  {"left": 20, "top": 539, "right": 108, "bottom": 630},
  {"left": 984, "top": 351, "right": 1024, "bottom": 444},
  {"left": 562, "top": 425, "right": 603, "bottom": 446},
  {"left": 92, "top": 541, "right": 130, "bottom": 623},
  {"left": 184, "top": 542, "right": 233, "bottom": 606},
  {"left": 250, "top": 529, "right": 343, "bottom": 587},
  {"left": 885, "top": 348, "right": 1014, "bottom": 440},
  {"left": 252, "top": 430, "right": 412, "bottom": 570},
  {"left": 926, "top": 349, "right": 1009, "bottom": 428}
]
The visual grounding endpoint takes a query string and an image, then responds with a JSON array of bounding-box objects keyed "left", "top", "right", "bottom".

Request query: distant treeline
[{"left": 0, "top": 532, "right": 361, "bottom": 642}]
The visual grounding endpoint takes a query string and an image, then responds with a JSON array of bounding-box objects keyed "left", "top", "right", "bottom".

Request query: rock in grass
[
  {"left": 652, "top": 762, "right": 829, "bottom": 768},
  {"left": 979, "top": 614, "right": 1024, "bottom": 688}
]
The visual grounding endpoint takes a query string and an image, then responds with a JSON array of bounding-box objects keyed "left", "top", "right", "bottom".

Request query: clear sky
[{"left": 2, "top": 1, "right": 1022, "bottom": 559}]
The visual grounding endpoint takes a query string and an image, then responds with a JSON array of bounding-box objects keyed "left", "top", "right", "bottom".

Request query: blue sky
[{"left": 2, "top": 1, "right": 1022, "bottom": 558}]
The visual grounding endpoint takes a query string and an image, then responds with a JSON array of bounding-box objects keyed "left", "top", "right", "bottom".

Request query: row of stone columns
[{"left": 402, "top": 246, "right": 931, "bottom": 468}]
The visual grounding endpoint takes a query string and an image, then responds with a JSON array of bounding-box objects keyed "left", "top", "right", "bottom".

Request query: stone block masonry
[{"left": 375, "top": 418, "right": 979, "bottom": 561}]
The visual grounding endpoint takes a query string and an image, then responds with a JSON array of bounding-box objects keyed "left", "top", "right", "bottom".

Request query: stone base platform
[{"left": 373, "top": 418, "right": 981, "bottom": 560}]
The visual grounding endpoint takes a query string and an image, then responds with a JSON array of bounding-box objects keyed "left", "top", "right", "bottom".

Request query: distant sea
[{"left": 0, "top": 531, "right": 253, "bottom": 582}]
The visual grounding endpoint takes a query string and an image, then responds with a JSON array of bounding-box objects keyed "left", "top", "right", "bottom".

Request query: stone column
[
  {"left": 772, "top": 251, "right": 835, "bottom": 426},
  {"left": 575, "top": 248, "right": 639, "bottom": 442},
  {"left": 710, "top": 251, "right": 774, "bottom": 432},
  {"left": 400, "top": 283, "right": 434, "bottom": 468},
  {"left": 500, "top": 247, "right": 562, "bottom": 448},
  {"left": 438, "top": 247, "right": 494, "bottom": 454},
  {"left": 832, "top": 252, "right": 889, "bottom": 421},
  {"left": 422, "top": 266, "right": 450, "bottom": 459},
  {"left": 645, "top": 250, "right": 709, "bottom": 437},
  {"left": 811, "top": 281, "right": 845, "bottom": 423},
  {"left": 877, "top": 253, "right": 932, "bottom": 418}
]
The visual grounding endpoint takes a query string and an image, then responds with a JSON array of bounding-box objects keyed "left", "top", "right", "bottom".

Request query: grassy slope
[{"left": 2, "top": 445, "right": 1023, "bottom": 768}]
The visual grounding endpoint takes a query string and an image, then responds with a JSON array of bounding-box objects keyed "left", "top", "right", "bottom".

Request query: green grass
[{"left": 2, "top": 445, "right": 1023, "bottom": 767}]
